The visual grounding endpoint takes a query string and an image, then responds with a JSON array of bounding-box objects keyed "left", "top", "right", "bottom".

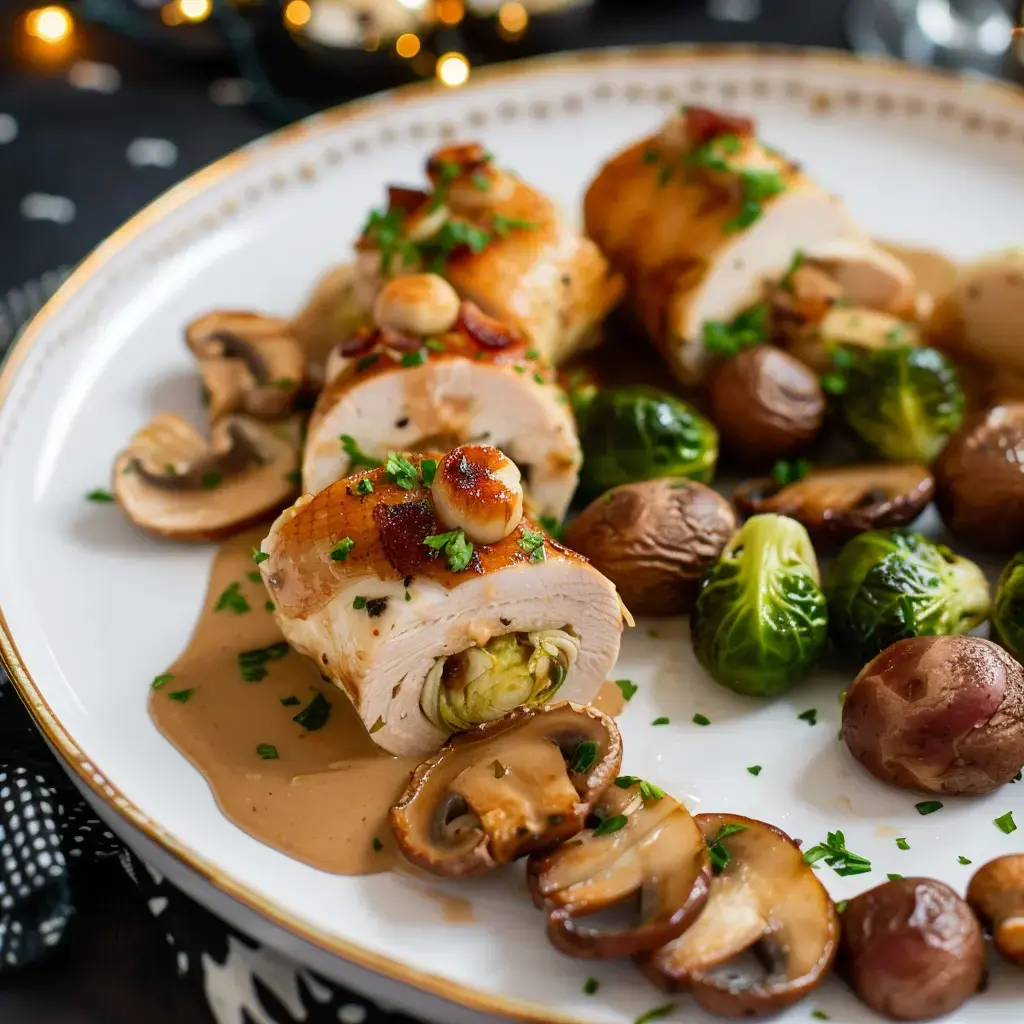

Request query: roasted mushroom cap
[
  {"left": 734, "top": 464, "right": 934, "bottom": 544},
  {"left": 840, "top": 877, "right": 985, "bottom": 1021},
  {"left": 967, "top": 855, "right": 1024, "bottom": 965},
  {"left": 935, "top": 403, "right": 1024, "bottom": 552},
  {"left": 641, "top": 813, "right": 839, "bottom": 1017},
  {"left": 527, "top": 781, "right": 711, "bottom": 958},
  {"left": 564, "top": 479, "right": 735, "bottom": 617},
  {"left": 186, "top": 311, "right": 307, "bottom": 422},
  {"left": 708, "top": 346, "right": 825, "bottom": 464},
  {"left": 389, "top": 703, "right": 621, "bottom": 877},
  {"left": 113, "top": 413, "right": 300, "bottom": 541}
]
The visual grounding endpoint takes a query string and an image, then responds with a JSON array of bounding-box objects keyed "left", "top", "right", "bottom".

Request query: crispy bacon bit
[
  {"left": 426, "top": 143, "right": 490, "bottom": 181},
  {"left": 387, "top": 186, "right": 430, "bottom": 215},
  {"left": 378, "top": 326, "right": 423, "bottom": 353},
  {"left": 373, "top": 500, "right": 439, "bottom": 576},
  {"left": 685, "top": 106, "right": 756, "bottom": 146},
  {"left": 459, "top": 301, "right": 523, "bottom": 351},
  {"left": 340, "top": 327, "right": 378, "bottom": 358}
]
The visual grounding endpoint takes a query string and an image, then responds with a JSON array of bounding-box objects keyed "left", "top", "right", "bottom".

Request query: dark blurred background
[{"left": 0, "top": 1, "right": 1022, "bottom": 1020}]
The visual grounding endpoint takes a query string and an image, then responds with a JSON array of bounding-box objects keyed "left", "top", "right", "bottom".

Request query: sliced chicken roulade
[
  {"left": 302, "top": 275, "right": 581, "bottom": 522},
  {"left": 353, "top": 142, "right": 624, "bottom": 365},
  {"left": 584, "top": 106, "right": 917, "bottom": 386},
  {"left": 258, "top": 445, "right": 628, "bottom": 758}
]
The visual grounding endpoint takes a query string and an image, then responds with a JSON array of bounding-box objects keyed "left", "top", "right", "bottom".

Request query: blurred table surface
[{"left": 0, "top": 1, "right": 1016, "bottom": 1022}]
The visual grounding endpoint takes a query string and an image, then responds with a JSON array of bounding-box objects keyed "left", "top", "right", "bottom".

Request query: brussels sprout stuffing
[
  {"left": 826, "top": 530, "right": 990, "bottom": 663},
  {"left": 691, "top": 514, "right": 828, "bottom": 696},
  {"left": 420, "top": 628, "right": 579, "bottom": 734}
]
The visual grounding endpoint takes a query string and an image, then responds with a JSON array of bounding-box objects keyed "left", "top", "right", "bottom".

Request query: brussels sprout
[
  {"left": 839, "top": 346, "right": 965, "bottom": 464},
  {"left": 420, "top": 629, "right": 577, "bottom": 734},
  {"left": 827, "top": 530, "right": 990, "bottom": 663},
  {"left": 578, "top": 386, "right": 718, "bottom": 497},
  {"left": 992, "top": 553, "right": 1024, "bottom": 663},
  {"left": 691, "top": 514, "right": 828, "bottom": 696}
]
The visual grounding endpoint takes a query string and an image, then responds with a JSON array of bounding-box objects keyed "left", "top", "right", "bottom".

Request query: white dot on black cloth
[
  {"left": 338, "top": 1004, "right": 367, "bottom": 1024},
  {"left": 209, "top": 78, "right": 253, "bottom": 106},
  {"left": 20, "top": 194, "right": 76, "bottom": 225},
  {"left": 0, "top": 115, "right": 15, "bottom": 144},
  {"left": 67, "top": 60, "right": 121, "bottom": 94},
  {"left": 125, "top": 138, "right": 178, "bottom": 168}
]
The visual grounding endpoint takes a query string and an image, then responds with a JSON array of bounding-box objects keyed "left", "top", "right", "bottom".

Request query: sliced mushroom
[
  {"left": 804, "top": 239, "right": 917, "bottom": 318},
  {"left": 641, "top": 813, "right": 839, "bottom": 1018},
  {"left": 290, "top": 262, "right": 370, "bottom": 377},
  {"left": 113, "top": 413, "right": 300, "bottom": 541},
  {"left": 389, "top": 703, "right": 621, "bottom": 877},
  {"left": 527, "top": 780, "right": 711, "bottom": 958},
  {"left": 734, "top": 464, "right": 934, "bottom": 544},
  {"left": 186, "top": 311, "right": 307, "bottom": 422},
  {"left": 967, "top": 855, "right": 1024, "bottom": 965}
]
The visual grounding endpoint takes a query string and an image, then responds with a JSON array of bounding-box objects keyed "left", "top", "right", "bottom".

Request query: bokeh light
[
  {"left": 177, "top": 0, "right": 212, "bottom": 22},
  {"left": 435, "top": 0, "right": 464, "bottom": 25},
  {"left": 436, "top": 51, "right": 470, "bottom": 88},
  {"left": 283, "top": 0, "right": 311, "bottom": 27},
  {"left": 396, "top": 32, "right": 421, "bottom": 58},
  {"left": 498, "top": 2, "right": 528, "bottom": 36},
  {"left": 25, "top": 5, "right": 72, "bottom": 44}
]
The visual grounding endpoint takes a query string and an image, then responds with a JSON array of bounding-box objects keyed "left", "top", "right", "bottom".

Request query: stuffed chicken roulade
[
  {"left": 302, "top": 274, "right": 581, "bottom": 521},
  {"left": 584, "top": 106, "right": 917, "bottom": 386},
  {"left": 258, "top": 444, "right": 628, "bottom": 757},
  {"left": 352, "top": 142, "right": 624, "bottom": 365}
]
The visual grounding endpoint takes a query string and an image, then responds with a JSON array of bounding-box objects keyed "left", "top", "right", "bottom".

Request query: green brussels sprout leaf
[{"left": 992, "top": 552, "right": 1024, "bottom": 663}]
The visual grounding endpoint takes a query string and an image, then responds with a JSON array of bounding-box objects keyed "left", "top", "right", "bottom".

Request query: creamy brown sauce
[{"left": 150, "top": 528, "right": 624, "bottom": 876}]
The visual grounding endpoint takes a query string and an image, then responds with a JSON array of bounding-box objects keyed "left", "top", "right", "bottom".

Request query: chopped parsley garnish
[
  {"left": 820, "top": 372, "right": 847, "bottom": 396},
  {"left": 916, "top": 801, "right": 944, "bottom": 816},
  {"left": 214, "top": 582, "right": 251, "bottom": 615},
  {"left": 798, "top": 708, "right": 818, "bottom": 726},
  {"left": 614, "top": 678, "right": 638, "bottom": 701},
  {"left": 517, "top": 528, "right": 546, "bottom": 562},
  {"left": 707, "top": 823, "right": 748, "bottom": 873},
  {"left": 372, "top": 837, "right": 384, "bottom": 853},
  {"left": 569, "top": 740, "right": 598, "bottom": 773},
  {"left": 888, "top": 873, "right": 903, "bottom": 881},
  {"left": 272, "top": 377, "right": 296, "bottom": 389},
  {"left": 692, "top": 713, "right": 711, "bottom": 726},
  {"left": 896, "top": 837, "right": 910, "bottom": 851},
  {"left": 657, "top": 164, "right": 673, "bottom": 188},
  {"left": 280, "top": 696, "right": 301, "bottom": 707},
  {"left": 369, "top": 716, "right": 385, "bottom": 734},
  {"left": 779, "top": 250, "right": 806, "bottom": 291},
  {"left": 634, "top": 1004, "right": 676, "bottom": 1024},
  {"left": 772, "top": 458, "right": 811, "bottom": 487},
  {"left": 385, "top": 451, "right": 419, "bottom": 489},
  {"left": 86, "top": 489, "right": 115, "bottom": 503},
  {"left": 356, "top": 477, "right": 374, "bottom": 495},
  {"left": 702, "top": 302, "right": 768, "bottom": 358},
  {"left": 802, "top": 830, "right": 871, "bottom": 876},
  {"left": 256, "top": 743, "right": 279, "bottom": 760},
  {"left": 423, "top": 528, "right": 475, "bottom": 572},
  {"left": 264, "top": 600, "right": 275, "bottom": 612},
  {"left": 293, "top": 692, "right": 331, "bottom": 731},
  {"left": 237, "top": 642, "right": 290, "bottom": 682},
  {"left": 621, "top": 779, "right": 667, "bottom": 801},
  {"left": 167, "top": 688, "right": 195, "bottom": 703},
  {"left": 958, "top": 855, "right": 973, "bottom": 865},
  {"left": 353, "top": 596, "right": 367, "bottom": 610},
  {"left": 995, "top": 811, "right": 1017, "bottom": 834},
  {"left": 151, "top": 673, "right": 175, "bottom": 690},
  {"left": 747, "top": 765, "right": 762, "bottom": 776},
  {"left": 355, "top": 353, "right": 379, "bottom": 372},
  {"left": 425, "top": 337, "right": 446, "bottom": 353},
  {"left": 200, "top": 472, "right": 222, "bottom": 489},
  {"left": 492, "top": 214, "right": 537, "bottom": 237},
  {"left": 246, "top": 571, "right": 262, "bottom": 583},
  {"left": 652, "top": 716, "right": 670, "bottom": 726},
  {"left": 538, "top": 514, "right": 564, "bottom": 541},
  {"left": 400, "top": 349, "right": 427, "bottom": 368},
  {"left": 592, "top": 814, "right": 628, "bottom": 837},
  {"left": 362, "top": 206, "right": 418, "bottom": 273},
  {"left": 420, "top": 458, "right": 438, "bottom": 486},
  {"left": 642, "top": 149, "right": 661, "bottom": 164},
  {"left": 329, "top": 537, "right": 355, "bottom": 562},
  {"left": 251, "top": 548, "right": 269, "bottom": 565},
  {"left": 525, "top": 348, "right": 539, "bottom": 360},
  {"left": 423, "top": 220, "right": 492, "bottom": 271},
  {"left": 811, "top": 1012, "right": 830, "bottom": 1021},
  {"left": 340, "top": 434, "right": 382, "bottom": 471},
  {"left": 471, "top": 173, "right": 491, "bottom": 192},
  {"left": 836, "top": 900, "right": 848, "bottom": 914},
  {"left": 532, "top": 371, "right": 545, "bottom": 385},
  {"left": 583, "top": 978, "right": 599, "bottom": 996}
]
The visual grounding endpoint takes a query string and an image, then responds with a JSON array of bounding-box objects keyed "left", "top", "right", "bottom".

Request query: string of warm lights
[{"left": 18, "top": 0, "right": 549, "bottom": 89}]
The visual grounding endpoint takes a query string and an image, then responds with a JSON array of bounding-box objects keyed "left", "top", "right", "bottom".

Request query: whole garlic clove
[
  {"left": 431, "top": 445, "right": 524, "bottom": 545},
  {"left": 373, "top": 274, "right": 461, "bottom": 338}
]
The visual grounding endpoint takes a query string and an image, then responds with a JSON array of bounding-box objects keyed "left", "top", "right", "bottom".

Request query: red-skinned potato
[
  {"left": 840, "top": 877, "right": 985, "bottom": 1021},
  {"left": 842, "top": 635, "right": 1024, "bottom": 795}
]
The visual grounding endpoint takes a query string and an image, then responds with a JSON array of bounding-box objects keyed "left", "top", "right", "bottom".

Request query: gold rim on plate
[{"left": 1, "top": 44, "right": 1023, "bottom": 1023}]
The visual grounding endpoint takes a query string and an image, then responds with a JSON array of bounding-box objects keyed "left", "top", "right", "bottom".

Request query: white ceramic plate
[{"left": 2, "top": 46, "right": 1024, "bottom": 1024}]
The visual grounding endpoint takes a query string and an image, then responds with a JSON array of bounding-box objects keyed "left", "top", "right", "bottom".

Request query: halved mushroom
[
  {"left": 527, "top": 780, "right": 711, "bottom": 958},
  {"left": 389, "top": 703, "right": 621, "bottom": 877},
  {"left": 113, "top": 413, "right": 300, "bottom": 541},
  {"left": 186, "top": 311, "right": 307, "bottom": 422},
  {"left": 734, "top": 464, "right": 934, "bottom": 544},
  {"left": 641, "top": 813, "right": 839, "bottom": 1018},
  {"left": 967, "top": 855, "right": 1024, "bottom": 966}
]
